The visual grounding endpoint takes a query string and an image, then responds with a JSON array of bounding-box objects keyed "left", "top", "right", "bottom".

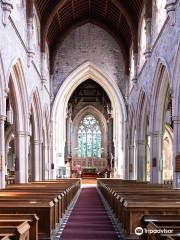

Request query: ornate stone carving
[
  {"left": 166, "top": 0, "right": 177, "bottom": 26},
  {"left": 1, "top": 0, "right": 13, "bottom": 26}
]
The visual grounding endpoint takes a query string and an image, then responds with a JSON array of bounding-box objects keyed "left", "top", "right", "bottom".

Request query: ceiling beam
[
  {"left": 41, "top": 0, "right": 68, "bottom": 51},
  {"left": 104, "top": 0, "right": 108, "bottom": 17},
  {"left": 110, "top": 0, "right": 138, "bottom": 52}
]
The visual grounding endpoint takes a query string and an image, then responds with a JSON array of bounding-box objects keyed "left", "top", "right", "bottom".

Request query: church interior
[{"left": 0, "top": 0, "right": 180, "bottom": 239}]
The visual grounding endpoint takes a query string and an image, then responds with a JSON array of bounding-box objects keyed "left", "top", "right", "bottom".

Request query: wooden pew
[
  {"left": 0, "top": 221, "right": 30, "bottom": 240},
  {"left": 97, "top": 179, "right": 180, "bottom": 239},
  {"left": 0, "top": 179, "right": 80, "bottom": 239},
  {"left": 0, "top": 214, "right": 39, "bottom": 240},
  {"left": 141, "top": 215, "right": 180, "bottom": 240},
  {"left": 0, "top": 235, "right": 11, "bottom": 240}
]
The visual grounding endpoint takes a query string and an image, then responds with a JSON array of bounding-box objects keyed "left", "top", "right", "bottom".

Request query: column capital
[
  {"left": 33, "top": 139, "right": 41, "bottom": 145},
  {"left": 150, "top": 131, "right": 164, "bottom": 137},
  {"left": 172, "top": 116, "right": 180, "bottom": 123},
  {"left": 0, "top": 115, "right": 6, "bottom": 122},
  {"left": 1, "top": 0, "right": 13, "bottom": 26},
  {"left": 165, "top": 0, "right": 177, "bottom": 26},
  {"left": 15, "top": 131, "right": 29, "bottom": 137},
  {"left": 136, "top": 139, "right": 145, "bottom": 145}
]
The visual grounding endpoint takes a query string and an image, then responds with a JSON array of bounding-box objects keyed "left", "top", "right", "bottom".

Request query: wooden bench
[
  {"left": 0, "top": 221, "right": 30, "bottom": 240},
  {"left": 97, "top": 179, "right": 180, "bottom": 239},
  {"left": 0, "top": 179, "right": 80, "bottom": 239},
  {"left": 142, "top": 215, "right": 180, "bottom": 240},
  {"left": 0, "top": 235, "right": 11, "bottom": 240},
  {"left": 0, "top": 214, "right": 38, "bottom": 240}
]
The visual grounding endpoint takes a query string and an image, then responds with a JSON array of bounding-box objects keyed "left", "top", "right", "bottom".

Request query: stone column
[
  {"left": 15, "top": 131, "right": 28, "bottom": 183},
  {"left": 0, "top": 115, "right": 6, "bottom": 188},
  {"left": 107, "top": 117, "right": 113, "bottom": 160},
  {"left": 27, "top": 18, "right": 34, "bottom": 66},
  {"left": 136, "top": 140, "right": 146, "bottom": 181},
  {"left": 129, "top": 145, "right": 135, "bottom": 180},
  {"left": 42, "top": 144, "right": 49, "bottom": 180},
  {"left": 144, "top": 18, "right": 152, "bottom": 59},
  {"left": 41, "top": 52, "right": 47, "bottom": 85},
  {"left": 32, "top": 140, "right": 41, "bottom": 181},
  {"left": 172, "top": 116, "right": 180, "bottom": 188},
  {"left": 150, "top": 131, "right": 163, "bottom": 183},
  {"left": 132, "top": 53, "right": 138, "bottom": 84}
]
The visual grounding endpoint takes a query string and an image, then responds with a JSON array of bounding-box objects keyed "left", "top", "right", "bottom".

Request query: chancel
[{"left": 0, "top": 0, "right": 179, "bottom": 239}]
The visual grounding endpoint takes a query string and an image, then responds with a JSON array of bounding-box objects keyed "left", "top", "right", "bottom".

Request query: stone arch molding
[{"left": 51, "top": 61, "right": 127, "bottom": 178}]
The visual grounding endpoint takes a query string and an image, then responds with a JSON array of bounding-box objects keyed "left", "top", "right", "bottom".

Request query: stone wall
[{"left": 52, "top": 23, "right": 126, "bottom": 97}]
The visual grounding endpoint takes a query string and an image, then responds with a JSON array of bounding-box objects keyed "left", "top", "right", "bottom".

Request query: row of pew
[
  {"left": 97, "top": 178, "right": 180, "bottom": 240},
  {"left": 0, "top": 178, "right": 80, "bottom": 239}
]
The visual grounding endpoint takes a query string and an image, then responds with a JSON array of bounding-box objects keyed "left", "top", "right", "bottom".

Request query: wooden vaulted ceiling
[{"left": 34, "top": 0, "right": 143, "bottom": 71}]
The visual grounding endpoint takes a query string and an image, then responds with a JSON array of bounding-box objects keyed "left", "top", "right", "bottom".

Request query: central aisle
[{"left": 60, "top": 187, "right": 120, "bottom": 240}]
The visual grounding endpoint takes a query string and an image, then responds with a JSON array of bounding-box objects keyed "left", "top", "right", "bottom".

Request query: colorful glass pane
[{"left": 78, "top": 114, "right": 101, "bottom": 158}]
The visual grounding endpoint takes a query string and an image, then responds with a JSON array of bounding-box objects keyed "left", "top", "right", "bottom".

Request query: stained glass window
[{"left": 78, "top": 114, "right": 101, "bottom": 158}]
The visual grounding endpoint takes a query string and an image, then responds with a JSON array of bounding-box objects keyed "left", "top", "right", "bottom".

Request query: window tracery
[{"left": 78, "top": 114, "right": 102, "bottom": 158}]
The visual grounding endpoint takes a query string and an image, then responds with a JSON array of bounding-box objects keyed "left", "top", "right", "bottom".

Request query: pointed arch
[
  {"left": 150, "top": 59, "right": 171, "bottom": 183},
  {"left": 29, "top": 87, "right": 43, "bottom": 181},
  {"left": 8, "top": 58, "right": 28, "bottom": 132},
  {"left": 72, "top": 105, "right": 108, "bottom": 160},
  {"left": 51, "top": 61, "right": 127, "bottom": 178},
  {"left": 136, "top": 88, "right": 149, "bottom": 140},
  {"left": 7, "top": 58, "right": 29, "bottom": 183},
  {"left": 136, "top": 88, "right": 150, "bottom": 180},
  {"left": 150, "top": 59, "right": 171, "bottom": 132},
  {"left": 29, "top": 87, "right": 43, "bottom": 142}
]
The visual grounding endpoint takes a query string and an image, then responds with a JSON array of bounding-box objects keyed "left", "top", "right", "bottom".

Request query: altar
[
  {"left": 72, "top": 158, "right": 107, "bottom": 178},
  {"left": 81, "top": 167, "right": 97, "bottom": 179}
]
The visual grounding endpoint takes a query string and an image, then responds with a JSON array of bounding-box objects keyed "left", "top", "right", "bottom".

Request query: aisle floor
[{"left": 60, "top": 187, "right": 121, "bottom": 240}]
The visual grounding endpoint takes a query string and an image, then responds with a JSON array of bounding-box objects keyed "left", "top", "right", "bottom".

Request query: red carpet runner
[{"left": 60, "top": 187, "right": 119, "bottom": 240}]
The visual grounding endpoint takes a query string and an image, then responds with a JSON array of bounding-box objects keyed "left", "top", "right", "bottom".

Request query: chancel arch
[{"left": 51, "top": 62, "right": 127, "bottom": 179}]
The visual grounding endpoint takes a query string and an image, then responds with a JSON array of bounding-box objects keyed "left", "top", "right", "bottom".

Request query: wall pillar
[
  {"left": 129, "top": 145, "right": 135, "bottom": 180},
  {"left": 32, "top": 140, "right": 41, "bottom": 181},
  {"left": 43, "top": 144, "right": 49, "bottom": 180},
  {"left": 150, "top": 131, "right": 163, "bottom": 183},
  {"left": 15, "top": 131, "right": 28, "bottom": 183},
  {"left": 136, "top": 140, "right": 146, "bottom": 181},
  {"left": 144, "top": 18, "right": 152, "bottom": 59},
  {"left": 0, "top": 115, "right": 6, "bottom": 188},
  {"left": 132, "top": 53, "right": 138, "bottom": 84},
  {"left": 172, "top": 116, "right": 180, "bottom": 188}
]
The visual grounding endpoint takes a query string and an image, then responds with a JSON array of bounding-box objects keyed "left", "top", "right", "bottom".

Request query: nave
[{"left": 0, "top": 178, "right": 180, "bottom": 240}]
